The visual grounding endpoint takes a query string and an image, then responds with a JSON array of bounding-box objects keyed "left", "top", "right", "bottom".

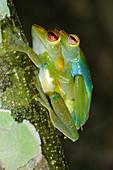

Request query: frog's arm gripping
[{"left": 3, "top": 28, "right": 42, "bottom": 68}]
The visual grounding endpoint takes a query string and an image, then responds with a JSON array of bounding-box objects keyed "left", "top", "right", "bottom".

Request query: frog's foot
[
  {"left": 32, "top": 94, "right": 49, "bottom": 111},
  {"left": 73, "top": 75, "right": 88, "bottom": 129}
]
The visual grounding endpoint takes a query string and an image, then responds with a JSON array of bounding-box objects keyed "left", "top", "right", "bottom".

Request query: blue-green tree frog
[{"left": 55, "top": 28, "right": 93, "bottom": 129}]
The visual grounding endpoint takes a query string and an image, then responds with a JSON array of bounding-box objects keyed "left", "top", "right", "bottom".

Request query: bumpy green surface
[
  {"left": 0, "top": 109, "right": 42, "bottom": 170},
  {"left": 0, "top": 0, "right": 10, "bottom": 43}
]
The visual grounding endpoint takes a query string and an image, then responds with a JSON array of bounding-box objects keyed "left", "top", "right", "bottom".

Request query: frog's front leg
[
  {"left": 72, "top": 75, "right": 88, "bottom": 129},
  {"left": 3, "top": 28, "right": 42, "bottom": 68}
]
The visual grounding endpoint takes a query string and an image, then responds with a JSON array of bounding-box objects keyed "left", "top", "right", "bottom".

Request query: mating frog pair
[
  {"left": 32, "top": 25, "right": 93, "bottom": 142},
  {"left": 3, "top": 24, "right": 93, "bottom": 142}
]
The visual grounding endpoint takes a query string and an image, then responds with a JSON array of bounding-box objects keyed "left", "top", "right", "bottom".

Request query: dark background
[{"left": 13, "top": 0, "right": 113, "bottom": 169}]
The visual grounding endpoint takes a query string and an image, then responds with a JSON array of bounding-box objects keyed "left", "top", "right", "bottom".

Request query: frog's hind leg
[
  {"left": 49, "top": 92, "right": 79, "bottom": 142},
  {"left": 73, "top": 75, "right": 88, "bottom": 129}
]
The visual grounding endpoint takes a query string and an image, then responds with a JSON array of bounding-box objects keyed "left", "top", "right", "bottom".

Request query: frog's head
[
  {"left": 32, "top": 24, "right": 64, "bottom": 70},
  {"left": 55, "top": 28, "right": 81, "bottom": 62}
]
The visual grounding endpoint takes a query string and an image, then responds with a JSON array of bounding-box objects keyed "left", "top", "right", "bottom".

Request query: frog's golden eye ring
[
  {"left": 68, "top": 34, "right": 80, "bottom": 46},
  {"left": 47, "top": 31, "right": 60, "bottom": 43}
]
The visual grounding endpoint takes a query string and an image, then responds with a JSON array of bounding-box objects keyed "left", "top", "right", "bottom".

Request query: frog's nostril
[{"left": 72, "top": 97, "right": 75, "bottom": 101}]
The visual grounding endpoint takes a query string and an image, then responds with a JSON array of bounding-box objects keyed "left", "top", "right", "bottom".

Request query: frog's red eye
[
  {"left": 68, "top": 34, "right": 79, "bottom": 45},
  {"left": 47, "top": 31, "right": 60, "bottom": 42}
]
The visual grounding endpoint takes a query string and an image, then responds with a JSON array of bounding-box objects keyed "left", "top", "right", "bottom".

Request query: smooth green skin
[{"left": 55, "top": 28, "right": 93, "bottom": 129}]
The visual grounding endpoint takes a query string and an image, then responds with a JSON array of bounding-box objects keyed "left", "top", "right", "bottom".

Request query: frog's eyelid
[{"left": 67, "top": 34, "right": 80, "bottom": 46}]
